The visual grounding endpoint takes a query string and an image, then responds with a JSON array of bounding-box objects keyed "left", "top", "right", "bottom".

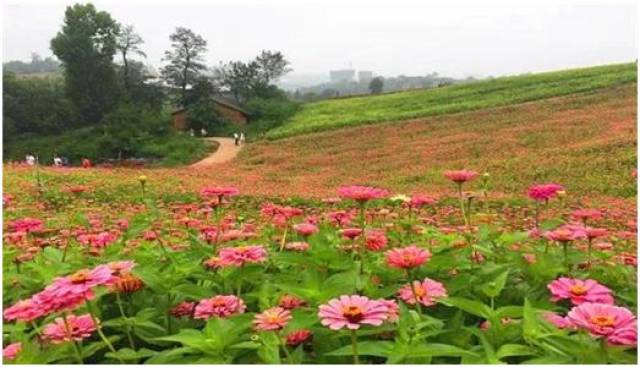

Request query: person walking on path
[
  {"left": 233, "top": 132, "right": 240, "bottom": 146},
  {"left": 240, "top": 132, "right": 246, "bottom": 145},
  {"left": 82, "top": 158, "right": 92, "bottom": 168}
]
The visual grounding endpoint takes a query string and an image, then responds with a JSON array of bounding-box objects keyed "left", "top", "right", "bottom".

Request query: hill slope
[{"left": 267, "top": 63, "right": 636, "bottom": 139}]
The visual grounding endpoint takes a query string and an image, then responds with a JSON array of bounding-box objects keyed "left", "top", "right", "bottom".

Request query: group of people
[
  {"left": 233, "top": 132, "right": 246, "bottom": 146},
  {"left": 24, "top": 154, "right": 92, "bottom": 168}
]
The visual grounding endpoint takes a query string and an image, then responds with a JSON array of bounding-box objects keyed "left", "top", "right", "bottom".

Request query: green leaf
[
  {"left": 324, "top": 341, "right": 393, "bottom": 357},
  {"left": 496, "top": 344, "right": 539, "bottom": 360},
  {"left": 105, "top": 348, "right": 156, "bottom": 361},
  {"left": 479, "top": 270, "right": 509, "bottom": 298},
  {"left": 438, "top": 297, "right": 493, "bottom": 318},
  {"left": 407, "top": 343, "right": 480, "bottom": 358}
]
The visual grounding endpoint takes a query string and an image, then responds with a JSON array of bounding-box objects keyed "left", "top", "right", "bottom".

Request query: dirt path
[{"left": 191, "top": 137, "right": 243, "bottom": 167}]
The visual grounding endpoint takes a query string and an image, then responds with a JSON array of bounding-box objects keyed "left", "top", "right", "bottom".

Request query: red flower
[
  {"left": 443, "top": 170, "right": 478, "bottom": 184},
  {"left": 337, "top": 185, "right": 389, "bottom": 202}
]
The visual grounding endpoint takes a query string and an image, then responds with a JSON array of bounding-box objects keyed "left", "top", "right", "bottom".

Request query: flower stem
[
  {"left": 115, "top": 292, "right": 136, "bottom": 349},
  {"left": 562, "top": 241, "right": 569, "bottom": 272},
  {"left": 457, "top": 184, "right": 469, "bottom": 229},
  {"left": 87, "top": 302, "right": 124, "bottom": 364},
  {"left": 63, "top": 314, "right": 84, "bottom": 364},
  {"left": 350, "top": 329, "right": 360, "bottom": 364},
  {"left": 600, "top": 338, "right": 608, "bottom": 364}
]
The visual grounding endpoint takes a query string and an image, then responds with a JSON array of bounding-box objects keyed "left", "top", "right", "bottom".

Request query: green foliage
[
  {"left": 267, "top": 63, "right": 637, "bottom": 139},
  {"left": 50, "top": 3, "right": 121, "bottom": 124}
]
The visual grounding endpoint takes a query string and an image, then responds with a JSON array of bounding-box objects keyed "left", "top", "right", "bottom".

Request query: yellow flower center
[
  {"left": 343, "top": 306, "right": 364, "bottom": 323},
  {"left": 590, "top": 315, "right": 615, "bottom": 327},
  {"left": 69, "top": 270, "right": 91, "bottom": 284},
  {"left": 570, "top": 284, "right": 588, "bottom": 296}
]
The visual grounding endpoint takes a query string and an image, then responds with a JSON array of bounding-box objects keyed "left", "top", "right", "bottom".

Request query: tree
[
  {"left": 254, "top": 50, "right": 292, "bottom": 85},
  {"left": 161, "top": 27, "right": 208, "bottom": 106},
  {"left": 116, "top": 24, "right": 146, "bottom": 92},
  {"left": 369, "top": 77, "right": 384, "bottom": 94},
  {"left": 50, "top": 3, "right": 120, "bottom": 125},
  {"left": 217, "top": 50, "right": 292, "bottom": 103}
]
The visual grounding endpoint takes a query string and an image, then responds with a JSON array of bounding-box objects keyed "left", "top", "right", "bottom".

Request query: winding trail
[{"left": 191, "top": 137, "right": 243, "bottom": 168}]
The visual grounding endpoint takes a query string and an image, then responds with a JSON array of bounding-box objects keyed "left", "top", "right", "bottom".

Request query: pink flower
[
  {"left": 7, "top": 218, "right": 43, "bottom": 233},
  {"left": 443, "top": 170, "right": 478, "bottom": 184},
  {"left": 379, "top": 299, "right": 400, "bottom": 322},
  {"left": 543, "top": 312, "right": 576, "bottom": 329},
  {"left": 170, "top": 301, "right": 196, "bottom": 318},
  {"left": 327, "top": 210, "right": 355, "bottom": 227},
  {"left": 284, "top": 242, "right": 310, "bottom": 252},
  {"left": 42, "top": 314, "right": 97, "bottom": 344},
  {"left": 218, "top": 246, "right": 267, "bottom": 266},
  {"left": 253, "top": 307, "right": 292, "bottom": 331},
  {"left": 286, "top": 329, "right": 313, "bottom": 347},
  {"left": 544, "top": 225, "right": 586, "bottom": 242},
  {"left": 337, "top": 186, "right": 389, "bottom": 202},
  {"left": 340, "top": 228, "right": 362, "bottom": 240},
  {"left": 48, "top": 265, "right": 114, "bottom": 298},
  {"left": 194, "top": 295, "right": 246, "bottom": 319},
  {"left": 571, "top": 209, "right": 603, "bottom": 223},
  {"left": 279, "top": 294, "right": 307, "bottom": 310},
  {"left": 407, "top": 194, "right": 437, "bottom": 209},
  {"left": 608, "top": 320, "right": 637, "bottom": 346},
  {"left": 385, "top": 245, "right": 431, "bottom": 269},
  {"left": 522, "top": 253, "right": 537, "bottom": 264},
  {"left": 365, "top": 229, "right": 388, "bottom": 251},
  {"left": 547, "top": 278, "right": 614, "bottom": 305},
  {"left": 567, "top": 303, "right": 636, "bottom": 345},
  {"left": 4, "top": 299, "right": 46, "bottom": 322},
  {"left": 199, "top": 186, "right": 240, "bottom": 198},
  {"left": 3, "top": 342, "right": 21, "bottom": 360},
  {"left": 527, "top": 183, "right": 564, "bottom": 201},
  {"left": 318, "top": 295, "right": 389, "bottom": 330},
  {"left": 397, "top": 278, "right": 447, "bottom": 306},
  {"left": 585, "top": 227, "right": 608, "bottom": 240},
  {"left": 293, "top": 223, "right": 319, "bottom": 237}
]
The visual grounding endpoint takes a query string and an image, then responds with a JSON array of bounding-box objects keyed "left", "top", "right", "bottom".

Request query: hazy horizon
[{"left": 2, "top": 0, "right": 637, "bottom": 80}]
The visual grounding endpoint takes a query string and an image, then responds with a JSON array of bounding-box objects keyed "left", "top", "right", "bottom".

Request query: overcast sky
[{"left": 2, "top": 0, "right": 637, "bottom": 78}]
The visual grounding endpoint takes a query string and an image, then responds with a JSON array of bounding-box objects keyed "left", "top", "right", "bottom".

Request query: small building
[{"left": 171, "top": 97, "right": 250, "bottom": 130}]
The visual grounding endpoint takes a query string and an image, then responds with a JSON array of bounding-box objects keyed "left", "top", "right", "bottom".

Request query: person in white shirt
[
  {"left": 240, "top": 132, "right": 246, "bottom": 144},
  {"left": 233, "top": 133, "right": 240, "bottom": 146},
  {"left": 53, "top": 156, "right": 63, "bottom": 167},
  {"left": 25, "top": 154, "right": 36, "bottom": 166}
]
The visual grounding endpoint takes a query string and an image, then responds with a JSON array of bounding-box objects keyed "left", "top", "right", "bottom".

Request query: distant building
[
  {"left": 330, "top": 69, "right": 356, "bottom": 83},
  {"left": 171, "top": 96, "right": 250, "bottom": 130},
  {"left": 358, "top": 71, "right": 373, "bottom": 84}
]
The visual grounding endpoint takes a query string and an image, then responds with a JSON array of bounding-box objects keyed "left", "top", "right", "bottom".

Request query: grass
[
  {"left": 267, "top": 63, "right": 637, "bottom": 139},
  {"left": 3, "top": 130, "right": 214, "bottom": 167}
]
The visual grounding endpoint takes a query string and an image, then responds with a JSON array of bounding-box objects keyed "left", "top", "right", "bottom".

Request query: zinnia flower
[
  {"left": 284, "top": 242, "right": 310, "bottom": 251},
  {"left": 397, "top": 278, "right": 447, "bottom": 306},
  {"left": 253, "top": 307, "right": 292, "bottom": 331},
  {"left": 544, "top": 226, "right": 587, "bottom": 242},
  {"left": 279, "top": 294, "right": 307, "bottom": 310},
  {"left": 340, "top": 228, "right": 363, "bottom": 240},
  {"left": 365, "top": 229, "right": 388, "bottom": 251},
  {"left": 567, "top": 303, "right": 636, "bottom": 345},
  {"left": 4, "top": 299, "right": 46, "bottom": 322},
  {"left": 7, "top": 218, "right": 44, "bottom": 233},
  {"left": 571, "top": 209, "right": 603, "bottom": 223},
  {"left": 318, "top": 295, "right": 388, "bottom": 330},
  {"left": 385, "top": 245, "right": 431, "bottom": 269},
  {"left": 293, "top": 223, "right": 319, "bottom": 237},
  {"left": 337, "top": 186, "right": 389, "bottom": 202},
  {"left": 443, "top": 170, "right": 478, "bottom": 184},
  {"left": 407, "top": 194, "right": 436, "bottom": 209},
  {"left": 194, "top": 295, "right": 246, "bottom": 319},
  {"left": 199, "top": 186, "right": 240, "bottom": 198},
  {"left": 547, "top": 277, "right": 614, "bottom": 305},
  {"left": 543, "top": 312, "right": 576, "bottom": 330},
  {"left": 218, "top": 246, "right": 267, "bottom": 266},
  {"left": 170, "top": 301, "right": 196, "bottom": 318},
  {"left": 527, "top": 183, "right": 565, "bottom": 202},
  {"left": 42, "top": 314, "right": 97, "bottom": 344},
  {"left": 379, "top": 299, "right": 400, "bottom": 322},
  {"left": 3, "top": 342, "right": 21, "bottom": 360},
  {"left": 286, "top": 329, "right": 313, "bottom": 347}
]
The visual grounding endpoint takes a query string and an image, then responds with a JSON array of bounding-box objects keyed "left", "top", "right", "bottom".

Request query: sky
[{"left": 2, "top": 0, "right": 638, "bottom": 79}]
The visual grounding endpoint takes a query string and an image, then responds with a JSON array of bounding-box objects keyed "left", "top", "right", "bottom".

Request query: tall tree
[
  {"left": 369, "top": 77, "right": 384, "bottom": 94},
  {"left": 116, "top": 24, "right": 146, "bottom": 92},
  {"left": 161, "top": 27, "right": 208, "bottom": 106},
  {"left": 50, "top": 3, "right": 120, "bottom": 125},
  {"left": 254, "top": 50, "right": 292, "bottom": 85}
]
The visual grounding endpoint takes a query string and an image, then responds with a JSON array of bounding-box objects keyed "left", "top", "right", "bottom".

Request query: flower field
[{"left": 2, "top": 164, "right": 637, "bottom": 363}]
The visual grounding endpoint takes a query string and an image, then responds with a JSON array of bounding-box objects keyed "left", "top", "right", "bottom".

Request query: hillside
[{"left": 267, "top": 63, "right": 636, "bottom": 139}]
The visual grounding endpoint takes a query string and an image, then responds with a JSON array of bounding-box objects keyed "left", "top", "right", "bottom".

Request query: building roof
[{"left": 171, "top": 96, "right": 251, "bottom": 116}]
